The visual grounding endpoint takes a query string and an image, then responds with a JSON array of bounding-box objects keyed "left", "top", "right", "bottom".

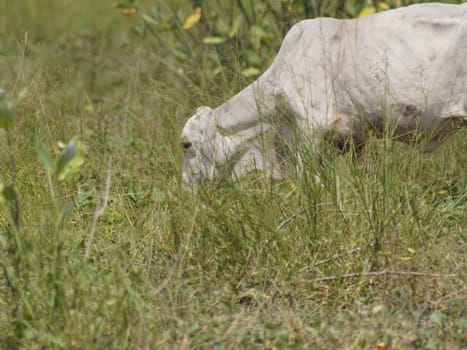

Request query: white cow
[{"left": 181, "top": 3, "right": 466, "bottom": 188}]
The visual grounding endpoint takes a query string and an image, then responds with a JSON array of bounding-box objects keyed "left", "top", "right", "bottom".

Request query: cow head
[
  {"left": 180, "top": 106, "right": 219, "bottom": 189},
  {"left": 181, "top": 105, "right": 282, "bottom": 190}
]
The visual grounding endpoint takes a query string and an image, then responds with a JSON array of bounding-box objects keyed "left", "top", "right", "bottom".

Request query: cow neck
[{"left": 213, "top": 82, "right": 273, "bottom": 134}]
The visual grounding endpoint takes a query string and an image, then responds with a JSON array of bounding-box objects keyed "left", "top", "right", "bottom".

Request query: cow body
[{"left": 181, "top": 3, "right": 467, "bottom": 188}]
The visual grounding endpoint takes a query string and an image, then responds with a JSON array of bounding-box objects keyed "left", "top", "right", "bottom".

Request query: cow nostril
[{"left": 182, "top": 141, "right": 193, "bottom": 150}]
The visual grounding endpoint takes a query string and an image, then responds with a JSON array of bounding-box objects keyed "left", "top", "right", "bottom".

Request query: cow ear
[{"left": 196, "top": 106, "right": 212, "bottom": 115}]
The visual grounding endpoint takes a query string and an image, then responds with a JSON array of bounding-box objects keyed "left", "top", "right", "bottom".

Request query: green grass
[{"left": 0, "top": 0, "right": 466, "bottom": 349}]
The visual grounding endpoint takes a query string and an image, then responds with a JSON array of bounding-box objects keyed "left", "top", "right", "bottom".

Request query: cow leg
[
  {"left": 325, "top": 113, "right": 366, "bottom": 159},
  {"left": 423, "top": 116, "right": 466, "bottom": 152}
]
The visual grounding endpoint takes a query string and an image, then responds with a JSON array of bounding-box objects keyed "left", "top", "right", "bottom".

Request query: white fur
[{"left": 181, "top": 3, "right": 467, "bottom": 188}]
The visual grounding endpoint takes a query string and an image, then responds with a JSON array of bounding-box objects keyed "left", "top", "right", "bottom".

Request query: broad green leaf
[
  {"left": 250, "top": 25, "right": 267, "bottom": 38},
  {"left": 249, "top": 25, "right": 273, "bottom": 48},
  {"left": 0, "top": 181, "right": 4, "bottom": 203},
  {"left": 58, "top": 200, "right": 74, "bottom": 228},
  {"left": 56, "top": 140, "right": 84, "bottom": 181},
  {"left": 112, "top": 1, "right": 136, "bottom": 9},
  {"left": 0, "top": 184, "right": 19, "bottom": 228},
  {"left": 173, "top": 48, "right": 189, "bottom": 62},
  {"left": 111, "top": 2, "right": 126, "bottom": 9},
  {"left": 142, "top": 13, "right": 158, "bottom": 26},
  {"left": 36, "top": 142, "right": 54, "bottom": 172},
  {"left": 456, "top": 317, "right": 467, "bottom": 329},
  {"left": 202, "top": 36, "right": 227, "bottom": 45},
  {"left": 430, "top": 311, "right": 446, "bottom": 327},
  {"left": 215, "top": 17, "right": 230, "bottom": 35},
  {"left": 1, "top": 184, "right": 17, "bottom": 205},
  {"left": 228, "top": 16, "right": 243, "bottom": 38},
  {"left": 245, "top": 49, "right": 263, "bottom": 66},
  {"left": 142, "top": 14, "right": 172, "bottom": 32},
  {"left": 426, "top": 339, "right": 437, "bottom": 350},
  {"left": 17, "top": 87, "right": 28, "bottom": 101},
  {"left": 0, "top": 99, "right": 15, "bottom": 128}
]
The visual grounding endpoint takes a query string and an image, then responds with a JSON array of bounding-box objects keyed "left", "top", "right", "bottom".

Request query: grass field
[{"left": 0, "top": 0, "right": 465, "bottom": 349}]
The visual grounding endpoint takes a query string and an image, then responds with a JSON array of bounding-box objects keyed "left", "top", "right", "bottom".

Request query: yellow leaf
[
  {"left": 183, "top": 7, "right": 202, "bottom": 30},
  {"left": 438, "top": 189, "right": 448, "bottom": 194},
  {"left": 56, "top": 140, "right": 85, "bottom": 181},
  {"left": 407, "top": 247, "right": 415, "bottom": 254},
  {"left": 121, "top": 7, "right": 136, "bottom": 18},
  {"left": 378, "top": 2, "right": 390, "bottom": 10},
  {"left": 398, "top": 257, "right": 411, "bottom": 261},
  {"left": 375, "top": 342, "right": 387, "bottom": 350},
  {"left": 358, "top": 6, "right": 376, "bottom": 17},
  {"left": 372, "top": 304, "right": 385, "bottom": 314},
  {"left": 241, "top": 67, "right": 261, "bottom": 77}
]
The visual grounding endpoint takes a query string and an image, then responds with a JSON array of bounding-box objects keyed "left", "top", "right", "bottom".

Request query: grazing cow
[{"left": 181, "top": 3, "right": 466, "bottom": 189}]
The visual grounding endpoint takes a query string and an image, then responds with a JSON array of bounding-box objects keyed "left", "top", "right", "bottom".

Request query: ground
[{"left": 0, "top": 1, "right": 465, "bottom": 349}]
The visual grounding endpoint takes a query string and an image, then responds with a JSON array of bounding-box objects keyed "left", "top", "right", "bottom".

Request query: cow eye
[{"left": 181, "top": 141, "right": 192, "bottom": 150}]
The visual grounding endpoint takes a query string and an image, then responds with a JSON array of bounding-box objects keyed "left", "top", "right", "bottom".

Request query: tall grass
[{"left": 0, "top": 0, "right": 465, "bottom": 348}]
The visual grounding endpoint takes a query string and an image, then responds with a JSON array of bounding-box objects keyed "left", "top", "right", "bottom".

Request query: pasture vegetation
[{"left": 0, "top": 0, "right": 465, "bottom": 348}]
